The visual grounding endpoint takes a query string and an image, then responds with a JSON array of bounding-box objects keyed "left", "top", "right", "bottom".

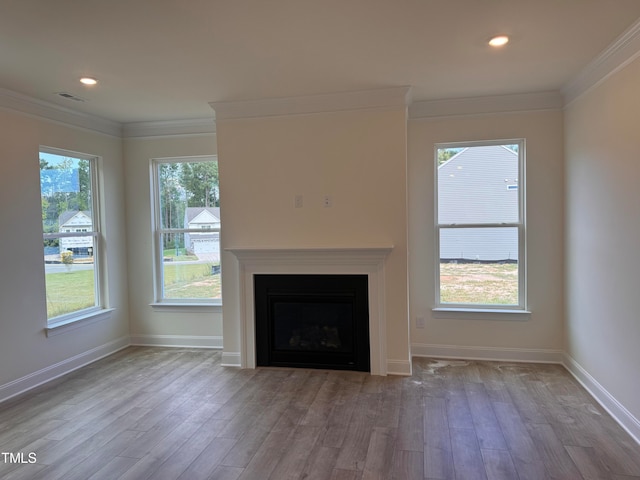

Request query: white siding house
[
  {"left": 184, "top": 207, "right": 220, "bottom": 260},
  {"left": 58, "top": 210, "right": 93, "bottom": 256},
  {"left": 438, "top": 145, "right": 519, "bottom": 261}
]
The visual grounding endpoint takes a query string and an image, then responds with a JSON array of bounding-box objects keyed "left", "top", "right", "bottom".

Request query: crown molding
[
  {"left": 7, "top": 13, "right": 640, "bottom": 139},
  {"left": 123, "top": 118, "right": 216, "bottom": 138},
  {"left": 210, "top": 86, "right": 412, "bottom": 121},
  {"left": 0, "top": 87, "right": 122, "bottom": 137},
  {"left": 409, "top": 91, "right": 564, "bottom": 119},
  {"left": 563, "top": 18, "right": 640, "bottom": 106}
]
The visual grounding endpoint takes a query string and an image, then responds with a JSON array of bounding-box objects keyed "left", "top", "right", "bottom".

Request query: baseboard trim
[
  {"left": 221, "top": 352, "right": 241, "bottom": 367},
  {"left": 562, "top": 353, "right": 640, "bottom": 446},
  {"left": 129, "top": 334, "right": 223, "bottom": 349},
  {"left": 0, "top": 335, "right": 130, "bottom": 404},
  {"left": 386, "top": 359, "right": 412, "bottom": 376},
  {"left": 411, "top": 343, "right": 564, "bottom": 364}
]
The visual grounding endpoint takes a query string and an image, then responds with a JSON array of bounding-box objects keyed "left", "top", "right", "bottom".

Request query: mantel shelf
[{"left": 226, "top": 246, "right": 393, "bottom": 263}]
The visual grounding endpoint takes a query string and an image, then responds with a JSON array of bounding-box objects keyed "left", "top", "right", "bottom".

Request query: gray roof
[
  {"left": 58, "top": 210, "right": 91, "bottom": 226},
  {"left": 185, "top": 207, "right": 220, "bottom": 223},
  {"left": 438, "top": 145, "right": 519, "bottom": 225}
]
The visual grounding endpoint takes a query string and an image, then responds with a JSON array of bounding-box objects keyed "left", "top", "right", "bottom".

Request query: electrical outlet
[
  {"left": 323, "top": 195, "right": 332, "bottom": 208},
  {"left": 294, "top": 194, "right": 303, "bottom": 208},
  {"left": 416, "top": 316, "right": 425, "bottom": 328}
]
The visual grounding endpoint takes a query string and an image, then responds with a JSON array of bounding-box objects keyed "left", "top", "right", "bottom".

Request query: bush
[{"left": 61, "top": 251, "right": 74, "bottom": 265}]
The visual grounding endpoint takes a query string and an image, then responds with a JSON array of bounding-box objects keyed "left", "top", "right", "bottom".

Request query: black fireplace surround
[{"left": 254, "top": 274, "right": 370, "bottom": 372}]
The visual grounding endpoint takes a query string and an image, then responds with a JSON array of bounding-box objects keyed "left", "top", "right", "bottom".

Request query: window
[
  {"left": 151, "top": 156, "right": 221, "bottom": 304},
  {"left": 39, "top": 147, "right": 103, "bottom": 323},
  {"left": 435, "top": 140, "right": 526, "bottom": 310}
]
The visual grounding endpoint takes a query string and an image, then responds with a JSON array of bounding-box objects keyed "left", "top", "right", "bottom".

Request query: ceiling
[{"left": 2, "top": 0, "right": 640, "bottom": 124}]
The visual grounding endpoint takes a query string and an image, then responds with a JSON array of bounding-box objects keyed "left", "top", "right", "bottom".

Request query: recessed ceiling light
[
  {"left": 488, "top": 35, "right": 509, "bottom": 47},
  {"left": 79, "top": 77, "right": 98, "bottom": 86}
]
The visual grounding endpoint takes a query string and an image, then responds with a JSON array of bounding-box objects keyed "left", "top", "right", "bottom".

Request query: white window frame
[
  {"left": 434, "top": 139, "right": 527, "bottom": 312},
  {"left": 150, "top": 155, "right": 221, "bottom": 306},
  {"left": 40, "top": 146, "right": 107, "bottom": 328}
]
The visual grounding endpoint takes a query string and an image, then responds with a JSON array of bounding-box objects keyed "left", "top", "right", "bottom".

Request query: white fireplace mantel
[{"left": 227, "top": 246, "right": 393, "bottom": 375}]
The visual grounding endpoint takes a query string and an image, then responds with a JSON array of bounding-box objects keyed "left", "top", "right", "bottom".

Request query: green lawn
[
  {"left": 45, "top": 269, "right": 95, "bottom": 319},
  {"left": 163, "top": 263, "right": 221, "bottom": 299},
  {"left": 440, "top": 262, "right": 518, "bottom": 305},
  {"left": 46, "top": 262, "right": 221, "bottom": 318},
  {"left": 162, "top": 248, "right": 198, "bottom": 262}
]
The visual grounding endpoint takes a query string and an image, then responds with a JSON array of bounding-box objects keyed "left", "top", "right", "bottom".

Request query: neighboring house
[
  {"left": 58, "top": 210, "right": 93, "bottom": 256},
  {"left": 184, "top": 207, "right": 221, "bottom": 259},
  {"left": 438, "top": 145, "right": 519, "bottom": 261}
]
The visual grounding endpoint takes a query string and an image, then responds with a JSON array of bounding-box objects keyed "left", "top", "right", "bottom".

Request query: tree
[
  {"left": 74, "top": 159, "right": 91, "bottom": 212},
  {"left": 158, "top": 163, "right": 184, "bottom": 248},
  {"left": 180, "top": 161, "right": 219, "bottom": 207},
  {"left": 159, "top": 163, "right": 182, "bottom": 229},
  {"left": 40, "top": 155, "right": 91, "bottom": 235},
  {"left": 437, "top": 148, "right": 463, "bottom": 166}
]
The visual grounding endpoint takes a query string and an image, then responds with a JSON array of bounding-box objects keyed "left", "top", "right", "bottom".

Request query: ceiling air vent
[{"left": 56, "top": 92, "right": 86, "bottom": 102}]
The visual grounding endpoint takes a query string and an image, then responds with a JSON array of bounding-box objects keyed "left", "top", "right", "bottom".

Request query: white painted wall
[
  {"left": 216, "top": 107, "right": 411, "bottom": 371},
  {"left": 0, "top": 109, "right": 129, "bottom": 397},
  {"left": 565, "top": 56, "right": 640, "bottom": 425},
  {"left": 408, "top": 111, "right": 565, "bottom": 357},
  {"left": 123, "top": 134, "right": 223, "bottom": 345}
]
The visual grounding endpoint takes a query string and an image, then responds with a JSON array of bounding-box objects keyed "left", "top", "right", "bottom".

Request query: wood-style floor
[{"left": 0, "top": 347, "right": 639, "bottom": 480}]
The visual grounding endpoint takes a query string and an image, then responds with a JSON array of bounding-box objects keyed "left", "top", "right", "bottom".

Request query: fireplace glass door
[{"left": 254, "top": 274, "right": 370, "bottom": 371}]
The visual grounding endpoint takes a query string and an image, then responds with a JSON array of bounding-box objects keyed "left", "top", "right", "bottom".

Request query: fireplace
[
  {"left": 254, "top": 274, "right": 370, "bottom": 371},
  {"left": 227, "top": 246, "right": 392, "bottom": 375}
]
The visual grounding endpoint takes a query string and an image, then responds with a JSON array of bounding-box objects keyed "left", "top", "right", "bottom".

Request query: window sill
[
  {"left": 46, "top": 308, "right": 115, "bottom": 337},
  {"left": 150, "top": 302, "right": 222, "bottom": 313},
  {"left": 432, "top": 307, "right": 531, "bottom": 320}
]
